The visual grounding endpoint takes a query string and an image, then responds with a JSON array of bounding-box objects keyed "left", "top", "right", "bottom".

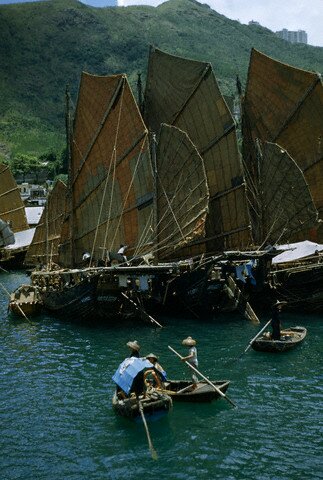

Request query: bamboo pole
[
  {"left": 244, "top": 319, "right": 272, "bottom": 353},
  {"left": 121, "top": 292, "right": 163, "bottom": 328}
]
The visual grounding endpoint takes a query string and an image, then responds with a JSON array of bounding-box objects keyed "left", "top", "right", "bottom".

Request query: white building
[{"left": 275, "top": 29, "right": 308, "bottom": 44}]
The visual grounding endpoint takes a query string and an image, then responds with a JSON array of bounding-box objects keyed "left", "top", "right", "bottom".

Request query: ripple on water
[{"left": 0, "top": 272, "right": 322, "bottom": 480}]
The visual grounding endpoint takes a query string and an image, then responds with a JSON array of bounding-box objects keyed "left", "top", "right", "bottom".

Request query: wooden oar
[
  {"left": 138, "top": 401, "right": 158, "bottom": 460},
  {"left": 225, "top": 276, "right": 260, "bottom": 324},
  {"left": 168, "top": 345, "right": 237, "bottom": 408},
  {"left": 177, "top": 383, "right": 196, "bottom": 394},
  {"left": 243, "top": 319, "right": 272, "bottom": 354},
  {"left": 121, "top": 292, "right": 163, "bottom": 328}
]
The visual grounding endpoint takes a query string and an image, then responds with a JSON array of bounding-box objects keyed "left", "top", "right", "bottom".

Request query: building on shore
[{"left": 275, "top": 29, "right": 308, "bottom": 44}]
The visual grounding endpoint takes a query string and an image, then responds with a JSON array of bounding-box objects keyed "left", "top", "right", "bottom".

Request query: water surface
[{"left": 1, "top": 271, "right": 322, "bottom": 479}]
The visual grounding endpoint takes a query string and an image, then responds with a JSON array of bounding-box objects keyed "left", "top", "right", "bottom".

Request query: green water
[{"left": 1, "top": 271, "right": 322, "bottom": 480}]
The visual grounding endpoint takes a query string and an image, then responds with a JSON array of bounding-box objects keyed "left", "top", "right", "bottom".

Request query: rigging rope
[
  {"left": 108, "top": 134, "right": 149, "bottom": 252},
  {"left": 89, "top": 80, "right": 125, "bottom": 267}
]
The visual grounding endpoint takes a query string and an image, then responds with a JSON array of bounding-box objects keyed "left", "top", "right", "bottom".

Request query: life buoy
[{"left": 143, "top": 369, "right": 162, "bottom": 388}]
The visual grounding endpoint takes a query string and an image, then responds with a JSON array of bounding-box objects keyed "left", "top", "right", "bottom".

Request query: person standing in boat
[
  {"left": 117, "top": 244, "right": 128, "bottom": 263},
  {"left": 82, "top": 251, "right": 91, "bottom": 267},
  {"left": 271, "top": 300, "right": 287, "bottom": 340},
  {"left": 181, "top": 336, "right": 199, "bottom": 385},
  {"left": 116, "top": 340, "right": 142, "bottom": 399},
  {"left": 126, "top": 340, "right": 145, "bottom": 397}
]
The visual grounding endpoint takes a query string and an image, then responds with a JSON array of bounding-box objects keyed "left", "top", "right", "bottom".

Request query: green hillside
[{"left": 0, "top": 0, "right": 322, "bottom": 160}]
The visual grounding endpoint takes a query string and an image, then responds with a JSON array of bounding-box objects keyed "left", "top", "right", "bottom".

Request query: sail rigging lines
[
  {"left": 107, "top": 134, "right": 149, "bottom": 253},
  {"left": 89, "top": 80, "right": 126, "bottom": 267}
]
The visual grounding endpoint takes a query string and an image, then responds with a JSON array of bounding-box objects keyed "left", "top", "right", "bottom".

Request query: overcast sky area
[{"left": 1, "top": 0, "right": 322, "bottom": 46}]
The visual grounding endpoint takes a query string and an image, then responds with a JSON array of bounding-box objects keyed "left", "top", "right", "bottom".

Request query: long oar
[
  {"left": 168, "top": 345, "right": 237, "bottom": 408},
  {"left": 138, "top": 401, "right": 158, "bottom": 460},
  {"left": 243, "top": 319, "right": 272, "bottom": 354},
  {"left": 121, "top": 292, "right": 163, "bottom": 328}
]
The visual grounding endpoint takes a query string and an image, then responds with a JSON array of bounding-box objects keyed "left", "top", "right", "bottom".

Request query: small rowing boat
[
  {"left": 160, "top": 379, "right": 230, "bottom": 403},
  {"left": 112, "top": 390, "right": 172, "bottom": 419},
  {"left": 9, "top": 284, "right": 42, "bottom": 317},
  {"left": 251, "top": 326, "right": 307, "bottom": 352}
]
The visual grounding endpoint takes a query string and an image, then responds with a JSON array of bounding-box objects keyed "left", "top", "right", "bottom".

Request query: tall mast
[
  {"left": 137, "top": 72, "right": 143, "bottom": 113},
  {"left": 65, "top": 84, "right": 74, "bottom": 267},
  {"left": 151, "top": 132, "right": 158, "bottom": 260}
]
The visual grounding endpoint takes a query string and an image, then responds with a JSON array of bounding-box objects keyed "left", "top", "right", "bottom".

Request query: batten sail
[
  {"left": 24, "top": 180, "right": 67, "bottom": 267},
  {"left": 155, "top": 124, "right": 209, "bottom": 260},
  {"left": 0, "top": 163, "right": 28, "bottom": 233},
  {"left": 59, "top": 73, "right": 154, "bottom": 267},
  {"left": 246, "top": 141, "right": 319, "bottom": 246},
  {"left": 144, "top": 47, "right": 252, "bottom": 254},
  {"left": 243, "top": 49, "right": 323, "bottom": 241}
]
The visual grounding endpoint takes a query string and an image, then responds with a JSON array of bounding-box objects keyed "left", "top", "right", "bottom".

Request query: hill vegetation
[{"left": 0, "top": 0, "right": 322, "bottom": 167}]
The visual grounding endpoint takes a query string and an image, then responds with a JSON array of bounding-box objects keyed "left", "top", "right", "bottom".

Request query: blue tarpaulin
[{"left": 112, "top": 357, "right": 153, "bottom": 394}]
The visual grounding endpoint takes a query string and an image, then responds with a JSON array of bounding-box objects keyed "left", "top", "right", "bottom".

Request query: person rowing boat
[
  {"left": 270, "top": 300, "right": 287, "bottom": 340},
  {"left": 180, "top": 336, "right": 199, "bottom": 386}
]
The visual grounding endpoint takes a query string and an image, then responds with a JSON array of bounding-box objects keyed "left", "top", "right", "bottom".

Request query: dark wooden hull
[
  {"left": 112, "top": 391, "right": 172, "bottom": 419},
  {"left": 252, "top": 326, "right": 307, "bottom": 352},
  {"left": 41, "top": 275, "right": 99, "bottom": 321},
  {"left": 269, "top": 264, "right": 323, "bottom": 312},
  {"left": 161, "top": 379, "right": 230, "bottom": 403}
]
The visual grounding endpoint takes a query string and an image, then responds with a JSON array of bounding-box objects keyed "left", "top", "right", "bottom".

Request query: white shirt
[{"left": 188, "top": 346, "right": 198, "bottom": 367}]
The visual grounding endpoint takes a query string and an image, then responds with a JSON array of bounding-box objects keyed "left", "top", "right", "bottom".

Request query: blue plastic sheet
[{"left": 112, "top": 357, "right": 153, "bottom": 394}]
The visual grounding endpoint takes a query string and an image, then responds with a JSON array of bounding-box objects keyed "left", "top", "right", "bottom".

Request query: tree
[{"left": 10, "top": 154, "right": 42, "bottom": 181}]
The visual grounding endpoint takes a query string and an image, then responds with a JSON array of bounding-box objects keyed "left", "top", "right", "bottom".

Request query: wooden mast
[{"left": 65, "top": 84, "right": 74, "bottom": 267}]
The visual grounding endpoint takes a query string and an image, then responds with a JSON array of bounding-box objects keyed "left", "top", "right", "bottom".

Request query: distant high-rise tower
[
  {"left": 275, "top": 29, "right": 308, "bottom": 44},
  {"left": 80, "top": 0, "right": 118, "bottom": 6}
]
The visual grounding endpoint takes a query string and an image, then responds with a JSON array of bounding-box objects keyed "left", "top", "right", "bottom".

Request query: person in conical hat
[
  {"left": 181, "top": 337, "right": 198, "bottom": 384},
  {"left": 146, "top": 353, "right": 167, "bottom": 379},
  {"left": 271, "top": 300, "right": 287, "bottom": 340},
  {"left": 126, "top": 340, "right": 141, "bottom": 358},
  {"left": 145, "top": 353, "right": 167, "bottom": 386},
  {"left": 146, "top": 352, "right": 158, "bottom": 362}
]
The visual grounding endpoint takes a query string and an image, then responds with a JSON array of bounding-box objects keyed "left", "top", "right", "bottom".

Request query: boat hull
[
  {"left": 112, "top": 391, "right": 172, "bottom": 419},
  {"left": 41, "top": 275, "right": 99, "bottom": 321},
  {"left": 9, "top": 284, "right": 42, "bottom": 317},
  {"left": 252, "top": 326, "right": 307, "bottom": 352},
  {"left": 9, "top": 301, "right": 41, "bottom": 317},
  {"left": 161, "top": 379, "right": 230, "bottom": 402}
]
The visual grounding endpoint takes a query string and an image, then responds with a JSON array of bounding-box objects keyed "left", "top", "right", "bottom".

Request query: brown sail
[
  {"left": 245, "top": 141, "right": 319, "bottom": 246},
  {"left": 24, "top": 180, "right": 67, "bottom": 267},
  {"left": 155, "top": 124, "right": 209, "bottom": 260},
  {"left": 59, "top": 73, "right": 154, "bottom": 267},
  {"left": 243, "top": 48, "right": 323, "bottom": 241},
  {"left": 0, "top": 163, "right": 28, "bottom": 232},
  {"left": 144, "top": 47, "right": 252, "bottom": 254}
]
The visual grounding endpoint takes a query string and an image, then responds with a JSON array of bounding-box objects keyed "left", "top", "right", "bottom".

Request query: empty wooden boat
[{"left": 160, "top": 379, "right": 230, "bottom": 403}]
